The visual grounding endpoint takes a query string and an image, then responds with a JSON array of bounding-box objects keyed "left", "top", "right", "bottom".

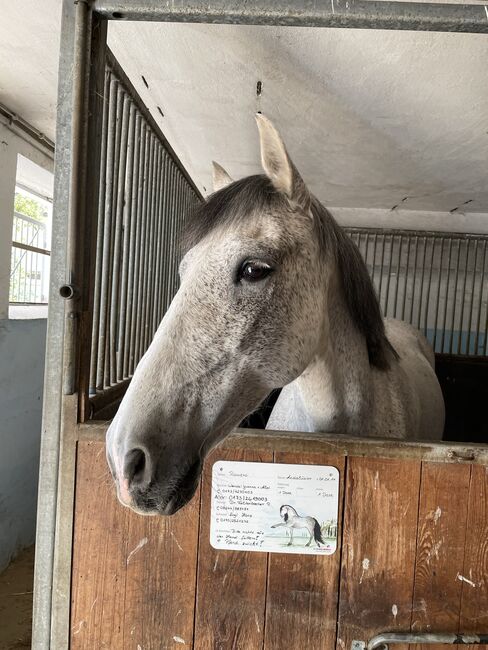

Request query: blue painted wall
[{"left": 0, "top": 318, "right": 46, "bottom": 571}]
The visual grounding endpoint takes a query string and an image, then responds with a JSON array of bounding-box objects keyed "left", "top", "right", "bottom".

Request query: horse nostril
[{"left": 124, "top": 448, "right": 148, "bottom": 487}]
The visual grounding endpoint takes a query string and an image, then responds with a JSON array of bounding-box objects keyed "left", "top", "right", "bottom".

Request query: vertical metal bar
[
  {"left": 143, "top": 136, "right": 158, "bottom": 351},
  {"left": 89, "top": 67, "right": 110, "bottom": 394},
  {"left": 474, "top": 240, "right": 487, "bottom": 356},
  {"left": 433, "top": 238, "right": 445, "bottom": 353},
  {"left": 384, "top": 234, "right": 394, "bottom": 316},
  {"left": 139, "top": 133, "right": 156, "bottom": 358},
  {"left": 106, "top": 85, "right": 125, "bottom": 385},
  {"left": 153, "top": 150, "right": 167, "bottom": 332},
  {"left": 371, "top": 232, "right": 378, "bottom": 294},
  {"left": 408, "top": 235, "right": 419, "bottom": 325},
  {"left": 163, "top": 163, "right": 177, "bottom": 312},
  {"left": 459, "top": 238, "right": 471, "bottom": 355},
  {"left": 466, "top": 239, "right": 479, "bottom": 355},
  {"left": 401, "top": 235, "right": 411, "bottom": 321},
  {"left": 423, "top": 237, "right": 436, "bottom": 340},
  {"left": 440, "top": 236, "right": 453, "bottom": 354},
  {"left": 129, "top": 119, "right": 146, "bottom": 375},
  {"left": 116, "top": 101, "right": 135, "bottom": 381},
  {"left": 123, "top": 112, "right": 141, "bottom": 379},
  {"left": 159, "top": 152, "right": 174, "bottom": 320},
  {"left": 449, "top": 237, "right": 462, "bottom": 355},
  {"left": 393, "top": 234, "right": 403, "bottom": 318},
  {"left": 31, "top": 6, "right": 73, "bottom": 637},
  {"left": 378, "top": 233, "right": 386, "bottom": 311},
  {"left": 96, "top": 76, "right": 117, "bottom": 390},
  {"left": 151, "top": 145, "right": 165, "bottom": 335},
  {"left": 134, "top": 127, "right": 150, "bottom": 366}
]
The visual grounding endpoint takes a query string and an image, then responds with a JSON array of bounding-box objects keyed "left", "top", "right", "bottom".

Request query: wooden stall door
[{"left": 70, "top": 439, "right": 488, "bottom": 650}]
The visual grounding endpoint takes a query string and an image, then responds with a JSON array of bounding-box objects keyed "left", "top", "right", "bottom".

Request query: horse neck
[{"left": 295, "top": 266, "right": 373, "bottom": 435}]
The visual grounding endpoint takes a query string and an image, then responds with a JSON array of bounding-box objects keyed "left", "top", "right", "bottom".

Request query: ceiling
[{"left": 0, "top": 1, "right": 487, "bottom": 216}]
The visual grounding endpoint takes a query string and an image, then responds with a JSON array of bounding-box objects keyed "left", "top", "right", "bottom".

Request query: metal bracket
[{"left": 352, "top": 632, "right": 488, "bottom": 649}]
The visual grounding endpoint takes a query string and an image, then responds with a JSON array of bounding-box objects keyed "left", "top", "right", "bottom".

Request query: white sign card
[{"left": 210, "top": 461, "right": 339, "bottom": 555}]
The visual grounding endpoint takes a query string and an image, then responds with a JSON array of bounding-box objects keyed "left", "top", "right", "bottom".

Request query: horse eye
[{"left": 238, "top": 260, "right": 273, "bottom": 283}]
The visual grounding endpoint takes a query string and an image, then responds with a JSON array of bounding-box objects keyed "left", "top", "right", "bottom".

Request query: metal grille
[
  {"left": 89, "top": 55, "right": 200, "bottom": 396},
  {"left": 10, "top": 211, "right": 51, "bottom": 304},
  {"left": 347, "top": 228, "right": 488, "bottom": 356}
]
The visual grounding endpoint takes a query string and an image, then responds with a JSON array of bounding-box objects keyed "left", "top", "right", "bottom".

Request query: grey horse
[{"left": 106, "top": 114, "right": 445, "bottom": 516}]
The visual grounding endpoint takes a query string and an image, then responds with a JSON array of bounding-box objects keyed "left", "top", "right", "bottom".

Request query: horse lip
[{"left": 161, "top": 459, "right": 201, "bottom": 515}]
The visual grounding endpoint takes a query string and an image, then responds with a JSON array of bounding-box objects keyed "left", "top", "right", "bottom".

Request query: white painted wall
[{"left": 0, "top": 120, "right": 53, "bottom": 570}]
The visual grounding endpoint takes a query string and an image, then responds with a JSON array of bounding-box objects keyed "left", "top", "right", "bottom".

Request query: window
[{"left": 8, "top": 156, "right": 53, "bottom": 319}]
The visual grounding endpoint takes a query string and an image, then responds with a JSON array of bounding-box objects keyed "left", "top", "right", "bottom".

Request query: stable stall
[{"left": 34, "top": 2, "right": 488, "bottom": 648}]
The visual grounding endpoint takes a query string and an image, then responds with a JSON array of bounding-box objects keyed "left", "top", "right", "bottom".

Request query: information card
[{"left": 210, "top": 461, "right": 339, "bottom": 555}]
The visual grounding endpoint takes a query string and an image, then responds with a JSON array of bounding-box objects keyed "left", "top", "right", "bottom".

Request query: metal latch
[{"left": 352, "top": 632, "right": 488, "bottom": 649}]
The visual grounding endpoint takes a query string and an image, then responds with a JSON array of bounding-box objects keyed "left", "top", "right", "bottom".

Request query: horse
[
  {"left": 106, "top": 114, "right": 445, "bottom": 516},
  {"left": 271, "top": 505, "right": 325, "bottom": 548}
]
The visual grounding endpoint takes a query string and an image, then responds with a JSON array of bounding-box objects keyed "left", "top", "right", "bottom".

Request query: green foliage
[{"left": 14, "top": 192, "right": 47, "bottom": 223}]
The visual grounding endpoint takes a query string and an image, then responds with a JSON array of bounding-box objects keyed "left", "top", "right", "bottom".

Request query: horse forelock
[{"left": 182, "top": 174, "right": 397, "bottom": 371}]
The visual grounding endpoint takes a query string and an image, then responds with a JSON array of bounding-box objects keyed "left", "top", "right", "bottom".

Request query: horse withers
[{"left": 106, "top": 114, "right": 445, "bottom": 516}]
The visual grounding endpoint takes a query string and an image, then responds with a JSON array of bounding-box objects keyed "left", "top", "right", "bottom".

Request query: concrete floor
[{"left": 0, "top": 546, "right": 34, "bottom": 650}]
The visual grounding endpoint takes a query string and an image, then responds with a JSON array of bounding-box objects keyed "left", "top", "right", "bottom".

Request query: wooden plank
[
  {"left": 79, "top": 422, "right": 488, "bottom": 466},
  {"left": 459, "top": 464, "right": 488, "bottom": 650},
  {"left": 193, "top": 447, "right": 272, "bottom": 649},
  {"left": 336, "top": 457, "right": 421, "bottom": 650},
  {"left": 70, "top": 440, "right": 200, "bottom": 649},
  {"left": 263, "top": 451, "right": 345, "bottom": 650},
  {"left": 410, "top": 462, "right": 472, "bottom": 650}
]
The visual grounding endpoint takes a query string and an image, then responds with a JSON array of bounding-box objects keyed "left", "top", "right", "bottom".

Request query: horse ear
[
  {"left": 212, "top": 161, "right": 233, "bottom": 191},
  {"left": 255, "top": 113, "right": 310, "bottom": 211}
]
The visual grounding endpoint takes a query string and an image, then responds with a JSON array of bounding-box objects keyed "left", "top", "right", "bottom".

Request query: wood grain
[
  {"left": 193, "top": 447, "right": 272, "bottom": 650},
  {"left": 70, "top": 440, "right": 201, "bottom": 649},
  {"left": 459, "top": 464, "right": 488, "bottom": 650},
  {"left": 410, "top": 462, "right": 471, "bottom": 650},
  {"left": 263, "top": 451, "right": 345, "bottom": 650},
  {"left": 336, "top": 457, "right": 422, "bottom": 650}
]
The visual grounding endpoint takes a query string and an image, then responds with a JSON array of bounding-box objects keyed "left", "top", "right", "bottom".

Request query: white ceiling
[
  {"left": 0, "top": 1, "right": 487, "bottom": 216},
  {"left": 108, "top": 22, "right": 488, "bottom": 212}
]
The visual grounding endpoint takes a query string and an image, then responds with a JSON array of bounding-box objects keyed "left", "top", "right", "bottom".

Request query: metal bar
[
  {"left": 89, "top": 67, "right": 111, "bottom": 394},
  {"left": 151, "top": 144, "right": 165, "bottom": 336},
  {"left": 466, "top": 239, "right": 479, "bottom": 354},
  {"left": 440, "top": 236, "right": 453, "bottom": 354},
  {"left": 449, "top": 237, "right": 462, "bottom": 355},
  {"left": 129, "top": 119, "right": 146, "bottom": 375},
  {"left": 408, "top": 235, "right": 418, "bottom": 324},
  {"left": 10, "top": 242, "right": 51, "bottom": 256},
  {"left": 116, "top": 100, "right": 135, "bottom": 382},
  {"left": 459, "top": 238, "right": 471, "bottom": 355},
  {"left": 96, "top": 76, "right": 117, "bottom": 390},
  {"left": 401, "top": 234, "right": 411, "bottom": 321},
  {"left": 123, "top": 112, "right": 141, "bottom": 378},
  {"left": 474, "top": 240, "right": 487, "bottom": 356},
  {"left": 106, "top": 50, "right": 202, "bottom": 200},
  {"left": 143, "top": 135, "right": 158, "bottom": 352},
  {"left": 432, "top": 238, "right": 445, "bottom": 353},
  {"left": 133, "top": 126, "right": 150, "bottom": 366},
  {"left": 94, "top": 0, "right": 488, "bottom": 34},
  {"left": 139, "top": 132, "right": 155, "bottom": 359},
  {"left": 393, "top": 234, "right": 403, "bottom": 318},
  {"left": 384, "top": 234, "right": 394, "bottom": 316},
  {"left": 423, "top": 237, "right": 436, "bottom": 341},
  {"left": 108, "top": 85, "right": 125, "bottom": 385},
  {"left": 361, "top": 631, "right": 488, "bottom": 649},
  {"left": 14, "top": 210, "right": 50, "bottom": 227}
]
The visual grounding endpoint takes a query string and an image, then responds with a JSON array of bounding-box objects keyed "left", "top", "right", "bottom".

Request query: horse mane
[{"left": 183, "top": 175, "right": 398, "bottom": 371}]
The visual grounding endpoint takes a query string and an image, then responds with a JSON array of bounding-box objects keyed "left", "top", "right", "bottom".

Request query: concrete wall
[
  {"left": 0, "top": 319, "right": 47, "bottom": 571},
  {"left": 0, "top": 120, "right": 53, "bottom": 571}
]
